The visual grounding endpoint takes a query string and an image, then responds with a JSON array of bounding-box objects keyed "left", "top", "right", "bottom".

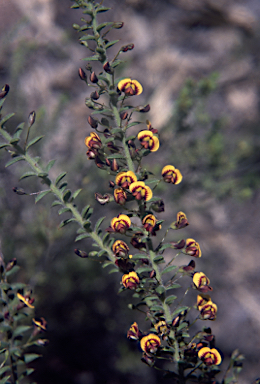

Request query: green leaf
[
  {"left": 177, "top": 322, "right": 188, "bottom": 332},
  {"left": 25, "top": 135, "right": 44, "bottom": 150},
  {"left": 81, "top": 204, "right": 91, "bottom": 219},
  {"left": 63, "top": 190, "right": 71, "bottom": 202},
  {"left": 127, "top": 121, "right": 141, "bottom": 128},
  {"left": 135, "top": 266, "right": 153, "bottom": 274},
  {"left": 150, "top": 305, "right": 163, "bottom": 312},
  {"left": 107, "top": 153, "right": 126, "bottom": 159},
  {"left": 82, "top": 55, "right": 99, "bottom": 61},
  {"left": 105, "top": 39, "right": 119, "bottom": 49},
  {"left": 13, "top": 325, "right": 32, "bottom": 338},
  {"left": 0, "top": 143, "right": 9, "bottom": 149},
  {"left": 10, "top": 282, "right": 26, "bottom": 290},
  {"left": 111, "top": 60, "right": 124, "bottom": 69},
  {"left": 6, "top": 265, "right": 20, "bottom": 277},
  {"left": 102, "top": 232, "right": 110, "bottom": 245},
  {"left": 9, "top": 138, "right": 19, "bottom": 145},
  {"left": 75, "top": 233, "right": 91, "bottom": 242},
  {"left": 5, "top": 156, "right": 24, "bottom": 168},
  {"left": 125, "top": 135, "right": 136, "bottom": 142},
  {"left": 58, "top": 207, "right": 71, "bottom": 215},
  {"left": 79, "top": 35, "right": 96, "bottom": 41},
  {"left": 59, "top": 218, "right": 76, "bottom": 228},
  {"left": 35, "top": 190, "right": 51, "bottom": 203},
  {"left": 166, "top": 284, "right": 181, "bottom": 290},
  {"left": 55, "top": 172, "right": 67, "bottom": 186},
  {"left": 0, "top": 112, "right": 15, "bottom": 127},
  {"left": 13, "top": 122, "right": 25, "bottom": 139},
  {"left": 172, "top": 306, "right": 189, "bottom": 317},
  {"left": 161, "top": 265, "right": 178, "bottom": 275},
  {"left": 164, "top": 295, "right": 177, "bottom": 306},
  {"left": 96, "top": 6, "right": 110, "bottom": 13},
  {"left": 94, "top": 216, "right": 106, "bottom": 232},
  {"left": 132, "top": 254, "right": 148, "bottom": 260},
  {"left": 153, "top": 255, "right": 164, "bottom": 264},
  {"left": 23, "top": 353, "right": 41, "bottom": 363},
  {"left": 108, "top": 268, "right": 119, "bottom": 274},
  {"left": 71, "top": 188, "right": 82, "bottom": 200},
  {"left": 46, "top": 159, "right": 56, "bottom": 172},
  {"left": 37, "top": 172, "right": 48, "bottom": 178},
  {"left": 0, "top": 376, "right": 11, "bottom": 384},
  {"left": 158, "top": 243, "right": 173, "bottom": 252},
  {"left": 84, "top": 207, "right": 93, "bottom": 220},
  {"left": 96, "top": 22, "right": 113, "bottom": 32},
  {"left": 51, "top": 200, "right": 62, "bottom": 207},
  {"left": 155, "top": 286, "right": 165, "bottom": 295},
  {"left": 0, "top": 367, "right": 10, "bottom": 376},
  {"left": 19, "top": 171, "right": 37, "bottom": 180}
]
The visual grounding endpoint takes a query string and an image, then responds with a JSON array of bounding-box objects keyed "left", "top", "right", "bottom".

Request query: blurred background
[{"left": 0, "top": 0, "right": 260, "bottom": 383}]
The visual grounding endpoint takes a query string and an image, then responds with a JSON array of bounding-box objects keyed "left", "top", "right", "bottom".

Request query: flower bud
[
  {"left": 78, "top": 68, "right": 87, "bottom": 81},
  {"left": 28, "top": 111, "right": 36, "bottom": 127},
  {"left": 120, "top": 111, "right": 128, "bottom": 120},
  {"left": 150, "top": 200, "right": 164, "bottom": 212},
  {"left": 90, "top": 91, "right": 99, "bottom": 100},
  {"left": 0, "top": 84, "right": 10, "bottom": 99},
  {"left": 6, "top": 258, "right": 17, "bottom": 272},
  {"left": 139, "top": 104, "right": 150, "bottom": 113},
  {"left": 90, "top": 72, "right": 98, "bottom": 83},
  {"left": 85, "top": 99, "right": 95, "bottom": 109},
  {"left": 110, "top": 158, "right": 119, "bottom": 172},
  {"left": 121, "top": 44, "right": 134, "bottom": 52},
  {"left": 13, "top": 187, "right": 27, "bottom": 195},
  {"left": 88, "top": 115, "right": 98, "bottom": 129},
  {"left": 95, "top": 192, "right": 111, "bottom": 205},
  {"left": 103, "top": 61, "right": 113, "bottom": 74},
  {"left": 112, "top": 22, "right": 124, "bottom": 29},
  {"left": 74, "top": 249, "right": 88, "bottom": 258},
  {"left": 109, "top": 181, "right": 115, "bottom": 188}
]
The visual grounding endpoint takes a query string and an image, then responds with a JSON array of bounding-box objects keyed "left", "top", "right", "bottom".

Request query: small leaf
[
  {"left": 164, "top": 295, "right": 177, "bottom": 306},
  {"left": 102, "top": 232, "right": 110, "bottom": 245},
  {"left": 0, "top": 367, "right": 10, "bottom": 376},
  {"left": 9, "top": 138, "right": 19, "bottom": 145},
  {"left": 111, "top": 60, "right": 124, "bottom": 68},
  {"left": 37, "top": 172, "right": 48, "bottom": 178},
  {"left": 150, "top": 305, "right": 163, "bottom": 312},
  {"left": 82, "top": 55, "right": 99, "bottom": 61},
  {"left": 5, "top": 156, "right": 24, "bottom": 168},
  {"left": 96, "top": 6, "right": 110, "bottom": 13},
  {"left": 0, "top": 375, "right": 11, "bottom": 384},
  {"left": 125, "top": 135, "right": 136, "bottom": 142},
  {"left": 135, "top": 266, "right": 153, "bottom": 274},
  {"left": 46, "top": 159, "right": 56, "bottom": 172},
  {"left": 0, "top": 112, "right": 15, "bottom": 127},
  {"left": 79, "top": 35, "right": 96, "bottom": 41},
  {"left": 132, "top": 254, "right": 148, "bottom": 260},
  {"left": 155, "top": 286, "right": 165, "bottom": 295},
  {"left": 0, "top": 143, "right": 9, "bottom": 149},
  {"left": 23, "top": 353, "right": 41, "bottom": 364},
  {"left": 75, "top": 233, "right": 91, "bottom": 242},
  {"left": 81, "top": 204, "right": 90, "bottom": 219},
  {"left": 108, "top": 268, "right": 119, "bottom": 274},
  {"left": 127, "top": 121, "right": 141, "bottom": 128},
  {"left": 96, "top": 22, "right": 113, "bottom": 32},
  {"left": 84, "top": 207, "right": 93, "bottom": 220},
  {"left": 13, "top": 122, "right": 25, "bottom": 139},
  {"left": 172, "top": 306, "right": 189, "bottom": 317},
  {"left": 13, "top": 325, "right": 32, "bottom": 338},
  {"left": 105, "top": 39, "right": 119, "bottom": 49},
  {"left": 166, "top": 284, "right": 181, "bottom": 290},
  {"left": 158, "top": 243, "right": 173, "bottom": 252},
  {"left": 19, "top": 171, "right": 37, "bottom": 180},
  {"left": 25, "top": 135, "right": 44, "bottom": 150},
  {"left": 153, "top": 255, "right": 164, "bottom": 264},
  {"left": 6, "top": 265, "right": 20, "bottom": 277},
  {"left": 35, "top": 190, "right": 51, "bottom": 203},
  {"left": 71, "top": 189, "right": 82, "bottom": 200},
  {"left": 161, "top": 265, "right": 178, "bottom": 275},
  {"left": 59, "top": 218, "right": 76, "bottom": 228},
  {"left": 58, "top": 207, "right": 71, "bottom": 215},
  {"left": 63, "top": 190, "right": 71, "bottom": 202},
  {"left": 55, "top": 172, "right": 67, "bottom": 186},
  {"left": 107, "top": 153, "right": 126, "bottom": 159},
  {"left": 94, "top": 216, "right": 106, "bottom": 232},
  {"left": 51, "top": 200, "right": 62, "bottom": 207}
]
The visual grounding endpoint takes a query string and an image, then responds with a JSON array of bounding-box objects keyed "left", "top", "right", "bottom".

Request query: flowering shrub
[{"left": 0, "top": 0, "right": 248, "bottom": 383}]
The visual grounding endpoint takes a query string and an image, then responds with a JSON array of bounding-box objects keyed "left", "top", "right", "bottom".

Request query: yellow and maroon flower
[
  {"left": 84, "top": 132, "right": 102, "bottom": 149},
  {"left": 137, "top": 130, "right": 159, "bottom": 152},
  {"left": 154, "top": 320, "right": 168, "bottom": 336},
  {"left": 115, "top": 171, "right": 137, "bottom": 189},
  {"left": 32, "top": 317, "right": 47, "bottom": 331},
  {"left": 170, "top": 211, "right": 189, "bottom": 230},
  {"left": 114, "top": 188, "right": 127, "bottom": 205},
  {"left": 198, "top": 347, "right": 222, "bottom": 366},
  {"left": 162, "top": 165, "right": 182, "bottom": 184},
  {"left": 193, "top": 272, "right": 212, "bottom": 292},
  {"left": 146, "top": 120, "right": 158, "bottom": 134},
  {"left": 111, "top": 214, "right": 131, "bottom": 234},
  {"left": 185, "top": 238, "right": 202, "bottom": 258},
  {"left": 117, "top": 78, "right": 143, "bottom": 96},
  {"left": 127, "top": 322, "right": 142, "bottom": 340},
  {"left": 142, "top": 214, "right": 161, "bottom": 236},
  {"left": 17, "top": 293, "right": 35, "bottom": 309},
  {"left": 129, "top": 181, "right": 153, "bottom": 201},
  {"left": 199, "top": 301, "right": 218, "bottom": 321},
  {"left": 112, "top": 240, "right": 129, "bottom": 258},
  {"left": 197, "top": 294, "right": 212, "bottom": 310},
  {"left": 122, "top": 271, "right": 139, "bottom": 289},
  {"left": 131, "top": 232, "right": 146, "bottom": 250},
  {"left": 140, "top": 334, "right": 161, "bottom": 354}
]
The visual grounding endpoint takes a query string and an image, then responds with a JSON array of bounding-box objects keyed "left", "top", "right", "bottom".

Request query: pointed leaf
[
  {"left": 82, "top": 55, "right": 99, "bottom": 61},
  {"left": 55, "top": 172, "right": 67, "bottom": 186},
  {"left": 135, "top": 266, "right": 153, "bottom": 274},
  {"left": 0, "top": 376, "right": 11, "bottom": 384},
  {"left": 158, "top": 243, "right": 173, "bottom": 252},
  {"left": 172, "top": 306, "right": 189, "bottom": 317},
  {"left": 59, "top": 218, "right": 76, "bottom": 228},
  {"left": 161, "top": 265, "right": 178, "bottom": 275},
  {"left": 63, "top": 190, "right": 71, "bottom": 202},
  {"left": 71, "top": 188, "right": 82, "bottom": 200},
  {"left": 0, "top": 143, "right": 9, "bottom": 149},
  {"left": 164, "top": 295, "right": 177, "bottom": 306},
  {"left": 13, "top": 325, "right": 32, "bottom": 337},
  {"left": 166, "top": 284, "right": 181, "bottom": 290},
  {"left": 35, "top": 190, "right": 51, "bottom": 203},
  {"left": 13, "top": 122, "right": 25, "bottom": 139},
  {"left": 94, "top": 216, "right": 106, "bottom": 233},
  {"left": 23, "top": 353, "right": 41, "bottom": 364},
  {"left": 58, "top": 207, "right": 71, "bottom": 215},
  {"left": 46, "top": 159, "right": 56, "bottom": 172},
  {"left": 96, "top": 22, "right": 113, "bottom": 32},
  {"left": 79, "top": 35, "right": 96, "bottom": 41},
  {"left": 51, "top": 200, "right": 62, "bottom": 207},
  {"left": 127, "top": 121, "right": 141, "bottom": 128},
  {"left": 75, "top": 233, "right": 91, "bottom": 242},
  {"left": 132, "top": 254, "right": 148, "bottom": 260},
  {"left": 5, "top": 156, "right": 24, "bottom": 167},
  {"left": 153, "top": 255, "right": 164, "bottom": 264},
  {"left": 20, "top": 171, "right": 37, "bottom": 180},
  {"left": 9, "top": 138, "right": 20, "bottom": 145},
  {"left": 0, "top": 367, "right": 10, "bottom": 376},
  {"left": 0, "top": 112, "right": 15, "bottom": 127},
  {"left": 25, "top": 135, "right": 44, "bottom": 150},
  {"left": 96, "top": 6, "right": 110, "bottom": 13}
]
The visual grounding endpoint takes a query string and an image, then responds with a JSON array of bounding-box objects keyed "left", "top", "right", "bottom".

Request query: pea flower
[
  {"left": 198, "top": 347, "right": 222, "bottom": 366},
  {"left": 122, "top": 271, "right": 139, "bottom": 289},
  {"left": 142, "top": 214, "right": 161, "bottom": 236},
  {"left": 193, "top": 272, "right": 212, "bottom": 292},
  {"left": 161, "top": 165, "right": 182, "bottom": 184},
  {"left": 117, "top": 78, "right": 143, "bottom": 96},
  {"left": 114, "top": 188, "right": 127, "bottom": 205},
  {"left": 185, "top": 238, "right": 202, "bottom": 258},
  {"left": 170, "top": 211, "right": 189, "bottom": 229},
  {"left": 137, "top": 130, "right": 159, "bottom": 152},
  {"left": 127, "top": 322, "right": 142, "bottom": 340},
  {"left": 140, "top": 334, "right": 161, "bottom": 354},
  {"left": 17, "top": 293, "right": 35, "bottom": 309},
  {"left": 154, "top": 320, "right": 168, "bottom": 336},
  {"left": 115, "top": 171, "right": 137, "bottom": 189},
  {"left": 112, "top": 240, "right": 129, "bottom": 258},
  {"left": 84, "top": 132, "right": 102, "bottom": 149},
  {"left": 110, "top": 214, "right": 131, "bottom": 234},
  {"left": 129, "top": 181, "right": 153, "bottom": 201}
]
